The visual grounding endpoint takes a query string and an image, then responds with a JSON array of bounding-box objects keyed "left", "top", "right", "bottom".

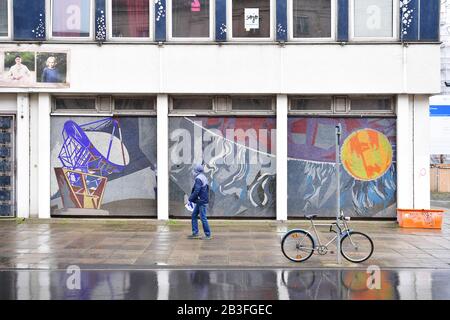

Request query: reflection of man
[{"left": 8, "top": 56, "right": 31, "bottom": 81}]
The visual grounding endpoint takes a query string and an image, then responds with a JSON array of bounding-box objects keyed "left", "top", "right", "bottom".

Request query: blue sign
[{"left": 430, "top": 105, "right": 450, "bottom": 117}]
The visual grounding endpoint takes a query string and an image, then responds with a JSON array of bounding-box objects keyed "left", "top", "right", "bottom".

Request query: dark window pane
[
  {"left": 232, "top": 97, "right": 273, "bottom": 110},
  {"left": 351, "top": 98, "right": 392, "bottom": 111},
  {"left": 112, "top": 0, "right": 149, "bottom": 37},
  {"left": 0, "top": 117, "right": 11, "bottom": 129},
  {"left": 232, "top": 0, "right": 270, "bottom": 38},
  {"left": 172, "top": 0, "right": 210, "bottom": 37},
  {"left": 0, "top": 133, "right": 11, "bottom": 143},
  {"left": 0, "top": 147, "right": 10, "bottom": 158},
  {"left": 172, "top": 97, "right": 213, "bottom": 110},
  {"left": 0, "top": 0, "right": 8, "bottom": 37},
  {"left": 293, "top": 0, "right": 331, "bottom": 38},
  {"left": 0, "top": 160, "right": 11, "bottom": 172},
  {"left": 290, "top": 98, "right": 332, "bottom": 111},
  {"left": 0, "top": 190, "right": 10, "bottom": 201},
  {"left": 0, "top": 175, "right": 11, "bottom": 186},
  {"left": 55, "top": 98, "right": 96, "bottom": 110},
  {"left": 115, "top": 98, "right": 155, "bottom": 110},
  {"left": 52, "top": 0, "right": 91, "bottom": 37},
  {"left": 0, "top": 205, "right": 11, "bottom": 215}
]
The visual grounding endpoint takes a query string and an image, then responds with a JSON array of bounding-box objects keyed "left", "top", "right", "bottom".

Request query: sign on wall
[{"left": 0, "top": 49, "right": 70, "bottom": 88}]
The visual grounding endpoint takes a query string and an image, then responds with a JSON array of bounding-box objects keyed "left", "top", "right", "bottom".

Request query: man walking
[{"left": 187, "top": 164, "right": 211, "bottom": 240}]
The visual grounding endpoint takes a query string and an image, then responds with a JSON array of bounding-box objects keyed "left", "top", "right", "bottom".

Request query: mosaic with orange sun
[{"left": 341, "top": 129, "right": 393, "bottom": 181}]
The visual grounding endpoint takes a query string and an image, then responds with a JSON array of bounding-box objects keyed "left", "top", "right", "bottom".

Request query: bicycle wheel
[
  {"left": 340, "top": 231, "right": 374, "bottom": 263},
  {"left": 281, "top": 270, "right": 316, "bottom": 291},
  {"left": 281, "top": 229, "right": 315, "bottom": 262}
]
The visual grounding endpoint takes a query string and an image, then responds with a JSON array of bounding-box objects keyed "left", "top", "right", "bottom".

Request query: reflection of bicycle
[{"left": 281, "top": 211, "right": 374, "bottom": 263}]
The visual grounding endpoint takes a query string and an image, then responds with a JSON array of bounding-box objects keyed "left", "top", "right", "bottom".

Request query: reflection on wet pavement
[{"left": 1, "top": 268, "right": 450, "bottom": 300}]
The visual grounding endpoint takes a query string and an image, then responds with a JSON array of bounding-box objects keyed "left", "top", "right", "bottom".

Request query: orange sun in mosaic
[{"left": 341, "top": 129, "right": 393, "bottom": 181}]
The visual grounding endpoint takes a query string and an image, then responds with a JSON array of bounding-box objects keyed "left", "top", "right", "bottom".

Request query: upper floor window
[
  {"left": 290, "top": 0, "right": 335, "bottom": 40},
  {"left": 110, "top": 0, "right": 151, "bottom": 39},
  {"left": 169, "top": 0, "right": 212, "bottom": 39},
  {"left": 51, "top": 0, "right": 93, "bottom": 38},
  {"left": 351, "top": 0, "right": 397, "bottom": 40},
  {"left": 0, "top": 0, "right": 9, "bottom": 38},
  {"left": 229, "top": 0, "right": 273, "bottom": 39}
]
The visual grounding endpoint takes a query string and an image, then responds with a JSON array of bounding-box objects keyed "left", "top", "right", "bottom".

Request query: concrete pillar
[
  {"left": 16, "top": 93, "right": 30, "bottom": 218},
  {"left": 157, "top": 94, "right": 169, "bottom": 220},
  {"left": 38, "top": 94, "right": 51, "bottom": 219},
  {"left": 413, "top": 95, "right": 431, "bottom": 209},
  {"left": 396, "top": 94, "right": 414, "bottom": 209},
  {"left": 276, "top": 94, "right": 288, "bottom": 221}
]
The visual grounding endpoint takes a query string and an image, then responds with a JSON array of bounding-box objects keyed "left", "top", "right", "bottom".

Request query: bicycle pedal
[{"left": 329, "top": 251, "right": 335, "bottom": 254}]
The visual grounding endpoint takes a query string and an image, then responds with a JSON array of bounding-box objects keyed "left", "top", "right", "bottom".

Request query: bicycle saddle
[{"left": 305, "top": 214, "right": 317, "bottom": 220}]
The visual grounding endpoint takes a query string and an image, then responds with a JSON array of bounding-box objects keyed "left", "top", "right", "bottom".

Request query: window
[
  {"left": 54, "top": 96, "right": 156, "bottom": 113},
  {"left": 289, "top": 96, "right": 395, "bottom": 115},
  {"left": 291, "top": 0, "right": 333, "bottom": 39},
  {"left": 114, "top": 97, "right": 156, "bottom": 111},
  {"left": 0, "top": 0, "right": 8, "bottom": 37},
  {"left": 54, "top": 97, "right": 97, "bottom": 111},
  {"left": 51, "top": 0, "right": 92, "bottom": 38},
  {"left": 230, "top": 0, "right": 272, "bottom": 39},
  {"left": 231, "top": 97, "right": 274, "bottom": 111},
  {"left": 351, "top": 0, "right": 396, "bottom": 39},
  {"left": 172, "top": 97, "right": 214, "bottom": 111},
  {"left": 350, "top": 97, "right": 393, "bottom": 112},
  {"left": 110, "top": 0, "right": 150, "bottom": 38},
  {"left": 170, "top": 0, "right": 211, "bottom": 38},
  {"left": 170, "top": 96, "right": 276, "bottom": 114},
  {"left": 290, "top": 97, "right": 332, "bottom": 112}
]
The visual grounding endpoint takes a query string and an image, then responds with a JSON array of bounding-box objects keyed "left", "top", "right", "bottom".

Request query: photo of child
[
  {"left": 0, "top": 51, "right": 36, "bottom": 86},
  {"left": 41, "top": 56, "right": 61, "bottom": 83},
  {"left": 36, "top": 52, "right": 67, "bottom": 84}
]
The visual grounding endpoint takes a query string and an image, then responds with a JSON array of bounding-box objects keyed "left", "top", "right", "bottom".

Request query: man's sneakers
[
  {"left": 201, "top": 235, "right": 212, "bottom": 240},
  {"left": 187, "top": 234, "right": 201, "bottom": 239}
]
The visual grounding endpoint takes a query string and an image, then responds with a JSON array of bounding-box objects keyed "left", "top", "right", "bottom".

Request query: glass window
[
  {"left": 114, "top": 97, "right": 155, "bottom": 111},
  {"left": 290, "top": 98, "right": 332, "bottom": 111},
  {"left": 232, "top": 0, "right": 271, "bottom": 38},
  {"left": 0, "top": 0, "right": 8, "bottom": 37},
  {"left": 350, "top": 98, "right": 393, "bottom": 111},
  {"left": 293, "top": 0, "right": 332, "bottom": 38},
  {"left": 172, "top": 0, "right": 210, "bottom": 38},
  {"left": 55, "top": 97, "right": 96, "bottom": 110},
  {"left": 52, "top": 0, "right": 91, "bottom": 37},
  {"left": 112, "top": 0, "right": 150, "bottom": 38},
  {"left": 231, "top": 97, "right": 273, "bottom": 110},
  {"left": 353, "top": 0, "right": 393, "bottom": 38},
  {"left": 172, "top": 97, "right": 213, "bottom": 110}
]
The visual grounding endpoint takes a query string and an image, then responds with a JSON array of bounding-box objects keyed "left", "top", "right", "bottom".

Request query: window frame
[
  {"left": 348, "top": 95, "right": 396, "bottom": 115},
  {"left": 169, "top": 95, "right": 276, "bottom": 116},
  {"left": 48, "top": 0, "right": 95, "bottom": 41},
  {"left": 227, "top": 0, "right": 276, "bottom": 41},
  {"left": 288, "top": 0, "right": 336, "bottom": 42},
  {"left": 112, "top": 95, "right": 157, "bottom": 115},
  {"left": 106, "top": 0, "right": 154, "bottom": 41},
  {"left": 0, "top": 0, "right": 12, "bottom": 40},
  {"left": 349, "top": 0, "right": 398, "bottom": 42},
  {"left": 288, "top": 95, "right": 396, "bottom": 116},
  {"left": 169, "top": 95, "right": 216, "bottom": 115},
  {"left": 52, "top": 95, "right": 157, "bottom": 116},
  {"left": 167, "top": 0, "right": 215, "bottom": 41}
]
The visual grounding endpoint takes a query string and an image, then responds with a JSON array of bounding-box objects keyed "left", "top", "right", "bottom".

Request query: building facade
[{"left": 0, "top": 0, "right": 441, "bottom": 220}]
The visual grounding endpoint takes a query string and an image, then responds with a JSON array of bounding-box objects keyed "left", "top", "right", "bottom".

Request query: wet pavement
[
  {"left": 0, "top": 211, "right": 450, "bottom": 269},
  {"left": 0, "top": 268, "right": 450, "bottom": 300}
]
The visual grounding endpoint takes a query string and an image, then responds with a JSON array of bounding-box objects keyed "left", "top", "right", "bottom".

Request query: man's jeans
[{"left": 192, "top": 204, "right": 211, "bottom": 237}]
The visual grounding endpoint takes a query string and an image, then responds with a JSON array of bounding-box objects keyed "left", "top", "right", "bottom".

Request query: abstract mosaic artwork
[{"left": 288, "top": 117, "right": 396, "bottom": 218}]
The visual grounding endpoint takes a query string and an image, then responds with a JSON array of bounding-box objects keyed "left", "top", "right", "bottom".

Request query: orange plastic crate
[{"left": 397, "top": 209, "right": 444, "bottom": 229}]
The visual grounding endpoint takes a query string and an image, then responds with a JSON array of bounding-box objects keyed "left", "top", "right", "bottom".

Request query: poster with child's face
[
  {"left": 36, "top": 52, "right": 68, "bottom": 84},
  {"left": 0, "top": 51, "right": 36, "bottom": 86},
  {"left": 0, "top": 49, "right": 70, "bottom": 88}
]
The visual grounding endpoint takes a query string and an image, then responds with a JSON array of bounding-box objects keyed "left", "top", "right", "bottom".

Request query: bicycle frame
[{"left": 304, "top": 217, "right": 352, "bottom": 251}]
